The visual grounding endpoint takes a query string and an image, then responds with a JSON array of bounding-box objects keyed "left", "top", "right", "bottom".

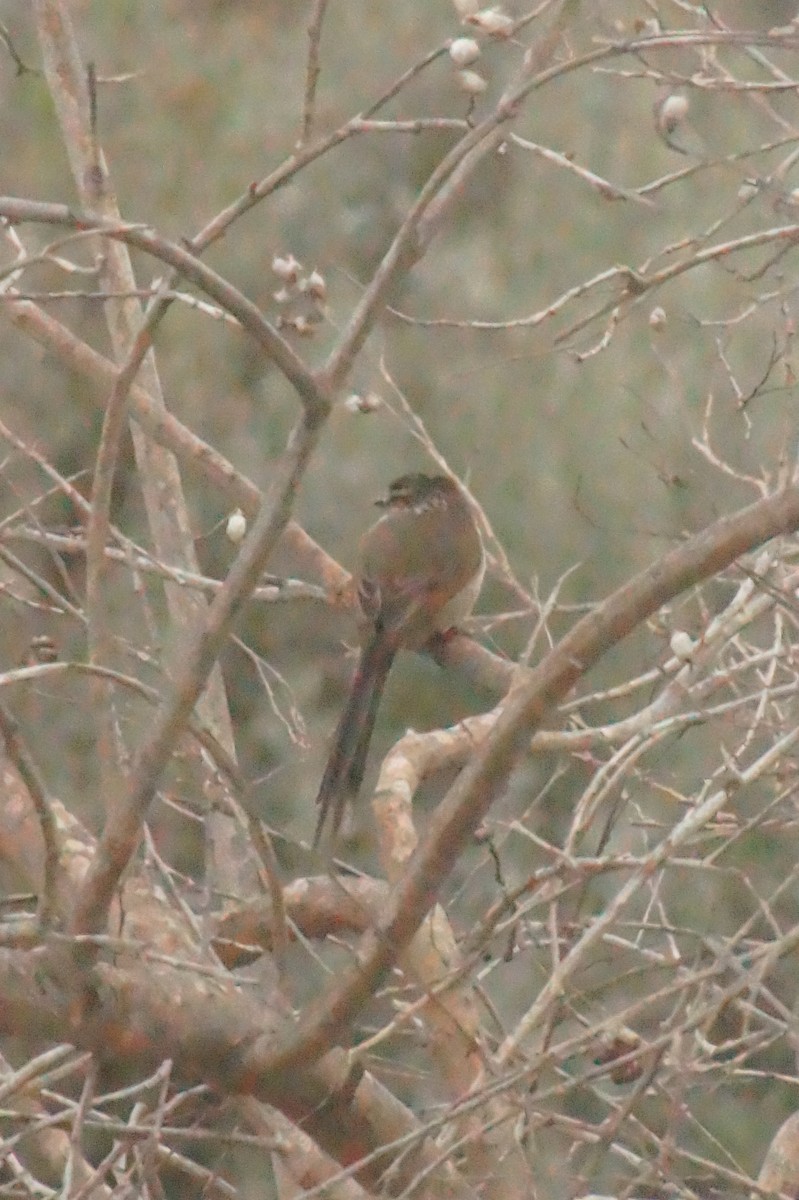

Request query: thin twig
[
  {"left": 0, "top": 703, "right": 61, "bottom": 930},
  {"left": 300, "top": 0, "right": 329, "bottom": 147}
]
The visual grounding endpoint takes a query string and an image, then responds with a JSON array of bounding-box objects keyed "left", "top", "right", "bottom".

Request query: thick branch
[
  {"left": 68, "top": 408, "right": 324, "bottom": 940},
  {"left": 258, "top": 484, "right": 799, "bottom": 1073},
  {"left": 0, "top": 948, "right": 474, "bottom": 1197}
]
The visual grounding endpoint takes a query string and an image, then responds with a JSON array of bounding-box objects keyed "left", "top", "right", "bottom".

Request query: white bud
[
  {"left": 452, "top": 0, "right": 480, "bottom": 16},
  {"left": 291, "top": 314, "right": 314, "bottom": 336},
  {"left": 457, "top": 69, "right": 488, "bottom": 95},
  {"left": 738, "top": 180, "right": 759, "bottom": 202},
  {"left": 466, "top": 8, "right": 513, "bottom": 36},
  {"left": 670, "top": 630, "right": 695, "bottom": 662},
  {"left": 449, "top": 37, "right": 481, "bottom": 66},
  {"left": 649, "top": 306, "right": 667, "bottom": 330},
  {"left": 226, "top": 508, "right": 247, "bottom": 543},
  {"left": 304, "top": 269, "right": 326, "bottom": 300},
  {"left": 656, "top": 93, "right": 689, "bottom": 134},
  {"left": 271, "top": 254, "right": 300, "bottom": 282},
  {"left": 344, "top": 392, "right": 381, "bottom": 414}
]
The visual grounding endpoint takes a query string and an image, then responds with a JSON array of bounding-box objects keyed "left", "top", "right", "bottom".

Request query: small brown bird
[{"left": 313, "top": 473, "right": 484, "bottom": 847}]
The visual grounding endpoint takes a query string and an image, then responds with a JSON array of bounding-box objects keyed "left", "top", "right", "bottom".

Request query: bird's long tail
[{"left": 313, "top": 632, "right": 396, "bottom": 847}]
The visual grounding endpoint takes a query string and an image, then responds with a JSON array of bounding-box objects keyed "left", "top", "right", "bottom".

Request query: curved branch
[
  {"left": 258, "top": 484, "right": 799, "bottom": 1073},
  {"left": 0, "top": 197, "right": 329, "bottom": 419},
  {"left": 0, "top": 947, "right": 475, "bottom": 1198}
]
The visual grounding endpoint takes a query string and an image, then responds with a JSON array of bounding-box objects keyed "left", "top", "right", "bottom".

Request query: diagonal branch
[
  {"left": 1, "top": 297, "right": 342, "bottom": 586},
  {"left": 256, "top": 484, "right": 799, "bottom": 1074},
  {"left": 0, "top": 948, "right": 477, "bottom": 1198},
  {"left": 0, "top": 198, "right": 327, "bottom": 416},
  {"left": 68, "top": 405, "right": 324, "bottom": 941}
]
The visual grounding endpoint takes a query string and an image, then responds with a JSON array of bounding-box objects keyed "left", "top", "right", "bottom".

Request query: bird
[{"left": 313, "top": 472, "right": 484, "bottom": 847}]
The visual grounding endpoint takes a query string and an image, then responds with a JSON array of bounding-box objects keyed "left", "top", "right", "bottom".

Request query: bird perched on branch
[{"left": 313, "top": 473, "right": 484, "bottom": 847}]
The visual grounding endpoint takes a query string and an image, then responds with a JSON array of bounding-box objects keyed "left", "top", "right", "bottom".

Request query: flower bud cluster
[
  {"left": 447, "top": 7, "right": 513, "bottom": 103},
  {"left": 270, "top": 254, "right": 327, "bottom": 336}
]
